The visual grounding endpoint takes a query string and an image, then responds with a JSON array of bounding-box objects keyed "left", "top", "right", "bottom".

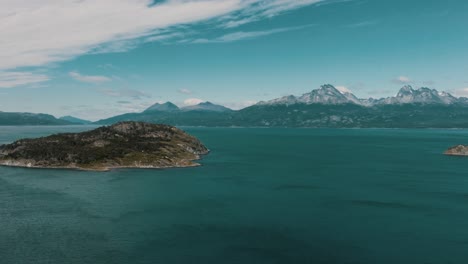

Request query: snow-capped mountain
[
  {"left": 257, "top": 95, "right": 298, "bottom": 106},
  {"left": 375, "top": 85, "right": 458, "bottom": 105},
  {"left": 181, "top": 102, "right": 232, "bottom": 112},
  {"left": 298, "top": 84, "right": 353, "bottom": 104},
  {"left": 257, "top": 84, "right": 464, "bottom": 107},
  {"left": 258, "top": 84, "right": 360, "bottom": 106}
]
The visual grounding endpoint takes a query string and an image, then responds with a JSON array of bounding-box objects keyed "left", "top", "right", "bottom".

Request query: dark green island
[{"left": 0, "top": 121, "right": 209, "bottom": 171}]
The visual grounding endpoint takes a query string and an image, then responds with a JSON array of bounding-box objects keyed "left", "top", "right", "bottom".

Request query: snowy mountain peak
[
  {"left": 384, "top": 86, "right": 458, "bottom": 105},
  {"left": 259, "top": 84, "right": 362, "bottom": 106},
  {"left": 335, "top": 86, "right": 352, "bottom": 95},
  {"left": 397, "top": 85, "right": 414, "bottom": 97},
  {"left": 298, "top": 84, "right": 354, "bottom": 104},
  {"left": 320, "top": 84, "right": 343, "bottom": 95},
  {"left": 257, "top": 95, "right": 298, "bottom": 106},
  {"left": 256, "top": 84, "right": 466, "bottom": 107}
]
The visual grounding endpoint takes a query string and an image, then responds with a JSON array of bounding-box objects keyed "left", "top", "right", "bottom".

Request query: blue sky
[{"left": 1, "top": 0, "right": 468, "bottom": 120}]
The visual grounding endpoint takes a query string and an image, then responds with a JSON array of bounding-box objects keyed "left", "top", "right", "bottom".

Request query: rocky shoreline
[{"left": 444, "top": 145, "right": 468, "bottom": 156}]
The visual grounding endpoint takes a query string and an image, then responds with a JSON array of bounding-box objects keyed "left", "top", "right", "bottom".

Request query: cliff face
[{"left": 0, "top": 122, "right": 209, "bottom": 171}]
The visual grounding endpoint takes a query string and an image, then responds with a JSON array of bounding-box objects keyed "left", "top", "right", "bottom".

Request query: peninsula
[{"left": 0, "top": 122, "right": 209, "bottom": 171}]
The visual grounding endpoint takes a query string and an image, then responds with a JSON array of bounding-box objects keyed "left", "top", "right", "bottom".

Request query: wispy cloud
[
  {"left": 69, "top": 71, "right": 111, "bottom": 84},
  {"left": 192, "top": 24, "right": 314, "bottom": 43},
  {"left": 219, "top": 0, "right": 324, "bottom": 28},
  {"left": 452, "top": 88, "right": 468, "bottom": 97},
  {"left": 422, "top": 80, "right": 435, "bottom": 86},
  {"left": 61, "top": 101, "right": 154, "bottom": 121},
  {"left": 335, "top": 85, "right": 352, "bottom": 94},
  {"left": 0, "top": 0, "right": 328, "bottom": 88},
  {"left": 344, "top": 20, "right": 378, "bottom": 28},
  {"left": 0, "top": 71, "right": 49, "bottom": 89},
  {"left": 183, "top": 98, "right": 204, "bottom": 106},
  {"left": 223, "top": 100, "right": 257, "bottom": 110},
  {"left": 0, "top": 0, "right": 244, "bottom": 71},
  {"left": 178, "top": 88, "right": 192, "bottom": 94},
  {"left": 222, "top": 17, "right": 258, "bottom": 28},
  {"left": 100, "top": 88, "right": 151, "bottom": 100},
  {"left": 392, "top": 76, "right": 412, "bottom": 85},
  {"left": 0, "top": 0, "right": 326, "bottom": 71}
]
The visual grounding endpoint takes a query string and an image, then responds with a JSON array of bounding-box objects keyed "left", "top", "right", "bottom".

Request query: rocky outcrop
[
  {"left": 0, "top": 121, "right": 209, "bottom": 171},
  {"left": 444, "top": 145, "right": 468, "bottom": 156}
]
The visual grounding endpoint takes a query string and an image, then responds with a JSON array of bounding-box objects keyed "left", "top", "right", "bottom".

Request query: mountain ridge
[
  {"left": 0, "top": 112, "right": 74, "bottom": 126},
  {"left": 257, "top": 84, "right": 466, "bottom": 107},
  {"left": 59, "top": 115, "right": 92, "bottom": 125}
]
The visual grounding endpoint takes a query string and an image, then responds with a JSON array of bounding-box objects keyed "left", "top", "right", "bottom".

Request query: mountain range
[
  {"left": 2, "top": 85, "right": 468, "bottom": 128},
  {"left": 257, "top": 84, "right": 465, "bottom": 106}
]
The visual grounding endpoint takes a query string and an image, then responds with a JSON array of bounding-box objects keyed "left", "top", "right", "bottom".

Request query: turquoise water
[{"left": 1, "top": 126, "right": 468, "bottom": 263}]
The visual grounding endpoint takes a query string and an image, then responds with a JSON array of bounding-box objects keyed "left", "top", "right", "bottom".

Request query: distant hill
[
  {"left": 235, "top": 103, "right": 468, "bottom": 128},
  {"left": 181, "top": 102, "right": 232, "bottom": 112},
  {"left": 96, "top": 110, "right": 232, "bottom": 126},
  {"left": 144, "top": 102, "right": 180, "bottom": 112},
  {"left": 96, "top": 101, "right": 234, "bottom": 125},
  {"left": 0, "top": 112, "right": 74, "bottom": 126},
  {"left": 59, "top": 116, "right": 92, "bottom": 125}
]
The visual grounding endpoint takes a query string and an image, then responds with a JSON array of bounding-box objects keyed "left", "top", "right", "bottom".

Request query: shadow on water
[
  {"left": 131, "top": 224, "right": 369, "bottom": 264},
  {"left": 273, "top": 184, "right": 321, "bottom": 191}
]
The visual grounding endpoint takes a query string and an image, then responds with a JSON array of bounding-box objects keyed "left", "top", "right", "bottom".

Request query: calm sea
[{"left": 1, "top": 126, "right": 468, "bottom": 264}]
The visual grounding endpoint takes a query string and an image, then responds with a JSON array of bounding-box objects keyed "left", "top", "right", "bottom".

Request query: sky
[{"left": 1, "top": 0, "right": 468, "bottom": 121}]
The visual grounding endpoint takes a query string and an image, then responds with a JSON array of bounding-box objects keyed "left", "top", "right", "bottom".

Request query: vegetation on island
[{"left": 0, "top": 121, "right": 209, "bottom": 171}]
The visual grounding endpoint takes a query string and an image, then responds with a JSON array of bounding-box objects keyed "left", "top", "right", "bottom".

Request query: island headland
[
  {"left": 0, "top": 121, "right": 209, "bottom": 171},
  {"left": 444, "top": 145, "right": 468, "bottom": 156}
]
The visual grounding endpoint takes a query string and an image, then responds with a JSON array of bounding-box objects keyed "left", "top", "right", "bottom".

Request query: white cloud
[
  {"left": 223, "top": 100, "right": 257, "bottom": 110},
  {"left": 222, "top": 17, "right": 257, "bottom": 28},
  {"left": 62, "top": 101, "right": 154, "bottom": 121},
  {"left": 0, "top": 1, "right": 327, "bottom": 89},
  {"left": 100, "top": 88, "right": 151, "bottom": 100},
  {"left": 344, "top": 20, "right": 378, "bottom": 28},
  {"left": 335, "top": 85, "right": 351, "bottom": 94},
  {"left": 0, "top": 0, "right": 245, "bottom": 71},
  {"left": 452, "top": 88, "right": 468, "bottom": 97},
  {"left": 392, "top": 76, "right": 412, "bottom": 85},
  {"left": 178, "top": 88, "right": 192, "bottom": 94},
  {"left": 219, "top": 0, "right": 323, "bottom": 28},
  {"left": 0, "top": 71, "right": 49, "bottom": 88},
  {"left": 69, "top": 71, "right": 111, "bottom": 84},
  {"left": 192, "top": 24, "right": 314, "bottom": 43},
  {"left": 0, "top": 0, "right": 325, "bottom": 71},
  {"left": 183, "top": 98, "right": 204, "bottom": 106}
]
